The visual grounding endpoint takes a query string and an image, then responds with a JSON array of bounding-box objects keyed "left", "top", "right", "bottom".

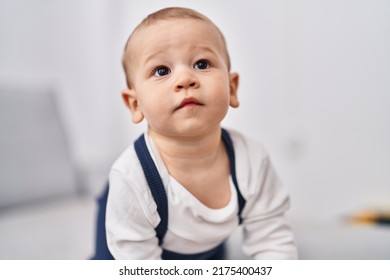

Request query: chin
[{"left": 175, "top": 122, "right": 222, "bottom": 137}]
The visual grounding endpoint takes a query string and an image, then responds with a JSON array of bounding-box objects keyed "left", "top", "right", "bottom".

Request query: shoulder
[
  {"left": 225, "top": 128, "right": 269, "bottom": 173},
  {"left": 108, "top": 141, "right": 159, "bottom": 226},
  {"left": 110, "top": 142, "right": 141, "bottom": 177},
  {"left": 225, "top": 128, "right": 291, "bottom": 219},
  {"left": 224, "top": 128, "right": 272, "bottom": 197}
]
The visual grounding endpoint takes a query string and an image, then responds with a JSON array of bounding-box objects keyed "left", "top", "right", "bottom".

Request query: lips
[{"left": 176, "top": 97, "right": 204, "bottom": 110}]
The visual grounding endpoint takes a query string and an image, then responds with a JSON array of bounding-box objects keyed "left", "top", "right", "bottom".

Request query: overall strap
[
  {"left": 221, "top": 128, "right": 246, "bottom": 224},
  {"left": 162, "top": 242, "right": 225, "bottom": 260},
  {"left": 134, "top": 134, "right": 168, "bottom": 245}
]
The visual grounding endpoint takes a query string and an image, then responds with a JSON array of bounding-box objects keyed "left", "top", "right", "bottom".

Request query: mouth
[{"left": 175, "top": 97, "right": 204, "bottom": 110}]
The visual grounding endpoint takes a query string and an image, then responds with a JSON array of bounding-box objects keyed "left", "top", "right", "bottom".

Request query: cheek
[
  {"left": 206, "top": 84, "right": 231, "bottom": 117},
  {"left": 139, "top": 99, "right": 157, "bottom": 117},
  {"left": 138, "top": 93, "right": 168, "bottom": 120},
  {"left": 208, "top": 77, "right": 231, "bottom": 104}
]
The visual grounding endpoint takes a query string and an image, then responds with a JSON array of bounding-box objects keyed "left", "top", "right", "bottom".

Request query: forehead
[{"left": 126, "top": 18, "right": 226, "bottom": 64}]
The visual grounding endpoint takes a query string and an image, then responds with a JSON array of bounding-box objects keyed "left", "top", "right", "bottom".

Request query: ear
[
  {"left": 122, "top": 89, "right": 144, "bottom": 123},
  {"left": 229, "top": 72, "right": 239, "bottom": 108}
]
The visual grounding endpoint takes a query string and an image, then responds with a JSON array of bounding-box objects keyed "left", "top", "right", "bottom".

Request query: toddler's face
[{"left": 123, "top": 18, "right": 239, "bottom": 138}]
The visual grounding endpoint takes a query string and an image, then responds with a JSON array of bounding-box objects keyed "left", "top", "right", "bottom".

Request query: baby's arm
[
  {"left": 241, "top": 156, "right": 298, "bottom": 259},
  {"left": 105, "top": 170, "right": 162, "bottom": 259}
]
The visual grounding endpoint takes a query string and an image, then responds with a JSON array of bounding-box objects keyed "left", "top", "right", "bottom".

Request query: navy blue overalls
[{"left": 91, "top": 128, "right": 246, "bottom": 260}]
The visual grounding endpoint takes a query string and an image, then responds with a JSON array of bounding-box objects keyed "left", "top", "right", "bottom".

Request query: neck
[{"left": 148, "top": 126, "right": 223, "bottom": 172}]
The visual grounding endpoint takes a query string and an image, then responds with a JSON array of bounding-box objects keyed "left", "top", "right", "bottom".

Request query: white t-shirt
[{"left": 106, "top": 128, "right": 298, "bottom": 259}]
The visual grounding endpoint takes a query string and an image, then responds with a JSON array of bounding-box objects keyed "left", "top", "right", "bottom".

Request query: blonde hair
[{"left": 122, "top": 7, "right": 231, "bottom": 89}]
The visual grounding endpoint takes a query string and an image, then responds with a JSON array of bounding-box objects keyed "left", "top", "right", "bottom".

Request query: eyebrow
[
  {"left": 143, "top": 51, "right": 164, "bottom": 66},
  {"left": 194, "top": 46, "right": 220, "bottom": 57},
  {"left": 143, "top": 45, "right": 220, "bottom": 66}
]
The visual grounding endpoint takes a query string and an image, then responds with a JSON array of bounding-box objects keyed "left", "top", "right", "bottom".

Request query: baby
[{"left": 105, "top": 7, "right": 298, "bottom": 259}]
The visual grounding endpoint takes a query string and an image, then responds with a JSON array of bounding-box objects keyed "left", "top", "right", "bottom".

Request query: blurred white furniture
[
  {"left": 292, "top": 218, "right": 390, "bottom": 259},
  {"left": 0, "top": 86, "right": 96, "bottom": 259}
]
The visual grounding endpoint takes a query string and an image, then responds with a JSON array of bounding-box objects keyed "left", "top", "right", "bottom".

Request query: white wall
[{"left": 1, "top": 0, "right": 389, "bottom": 238}]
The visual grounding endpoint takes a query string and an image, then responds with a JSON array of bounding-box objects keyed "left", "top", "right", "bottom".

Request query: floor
[{"left": 1, "top": 196, "right": 389, "bottom": 260}]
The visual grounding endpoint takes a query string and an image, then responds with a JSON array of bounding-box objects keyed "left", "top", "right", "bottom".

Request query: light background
[{"left": 0, "top": 0, "right": 389, "bottom": 259}]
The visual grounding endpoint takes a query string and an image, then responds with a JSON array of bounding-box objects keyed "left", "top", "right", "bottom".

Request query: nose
[{"left": 174, "top": 68, "right": 200, "bottom": 92}]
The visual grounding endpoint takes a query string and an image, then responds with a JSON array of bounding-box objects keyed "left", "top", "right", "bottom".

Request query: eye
[
  {"left": 153, "top": 66, "right": 171, "bottom": 77},
  {"left": 194, "top": 59, "right": 210, "bottom": 70}
]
